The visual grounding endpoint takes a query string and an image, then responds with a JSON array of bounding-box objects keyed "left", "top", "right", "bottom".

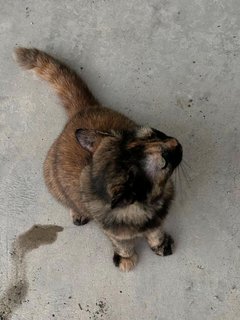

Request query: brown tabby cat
[{"left": 14, "top": 47, "right": 182, "bottom": 272}]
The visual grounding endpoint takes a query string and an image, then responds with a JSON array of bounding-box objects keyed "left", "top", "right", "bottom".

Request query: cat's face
[{"left": 76, "top": 127, "right": 182, "bottom": 208}]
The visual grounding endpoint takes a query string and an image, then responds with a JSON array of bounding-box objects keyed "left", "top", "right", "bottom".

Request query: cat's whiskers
[
  {"left": 180, "top": 163, "right": 191, "bottom": 189},
  {"left": 182, "top": 159, "right": 191, "bottom": 169},
  {"left": 172, "top": 160, "right": 192, "bottom": 204},
  {"left": 174, "top": 164, "right": 177, "bottom": 188},
  {"left": 177, "top": 166, "right": 184, "bottom": 203},
  {"left": 181, "top": 161, "right": 192, "bottom": 179}
]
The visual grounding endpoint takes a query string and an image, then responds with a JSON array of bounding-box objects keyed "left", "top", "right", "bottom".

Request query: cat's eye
[{"left": 161, "top": 158, "right": 168, "bottom": 169}]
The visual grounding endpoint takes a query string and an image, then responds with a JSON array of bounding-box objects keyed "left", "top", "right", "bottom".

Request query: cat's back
[{"left": 43, "top": 105, "right": 136, "bottom": 208}]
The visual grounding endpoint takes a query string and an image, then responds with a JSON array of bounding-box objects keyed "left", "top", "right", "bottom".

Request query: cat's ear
[
  {"left": 75, "top": 129, "right": 113, "bottom": 152},
  {"left": 110, "top": 168, "right": 137, "bottom": 209}
]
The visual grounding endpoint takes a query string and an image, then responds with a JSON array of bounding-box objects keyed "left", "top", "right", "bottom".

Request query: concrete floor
[{"left": 0, "top": 0, "right": 240, "bottom": 319}]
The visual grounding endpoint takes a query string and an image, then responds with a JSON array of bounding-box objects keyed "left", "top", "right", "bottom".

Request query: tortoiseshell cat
[{"left": 14, "top": 47, "right": 182, "bottom": 272}]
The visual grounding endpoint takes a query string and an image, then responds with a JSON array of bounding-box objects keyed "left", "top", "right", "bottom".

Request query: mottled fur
[{"left": 14, "top": 47, "right": 182, "bottom": 272}]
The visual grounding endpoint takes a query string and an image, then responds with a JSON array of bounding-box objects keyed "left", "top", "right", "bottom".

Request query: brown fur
[{"left": 14, "top": 47, "right": 183, "bottom": 272}]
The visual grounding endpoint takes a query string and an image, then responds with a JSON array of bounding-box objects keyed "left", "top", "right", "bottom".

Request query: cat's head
[{"left": 76, "top": 127, "right": 182, "bottom": 208}]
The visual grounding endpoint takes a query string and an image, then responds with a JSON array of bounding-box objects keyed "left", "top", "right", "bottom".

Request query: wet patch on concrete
[{"left": 0, "top": 225, "right": 63, "bottom": 320}]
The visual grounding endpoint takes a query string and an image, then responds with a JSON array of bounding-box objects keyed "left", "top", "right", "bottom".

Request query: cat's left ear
[{"left": 75, "top": 129, "right": 112, "bottom": 152}]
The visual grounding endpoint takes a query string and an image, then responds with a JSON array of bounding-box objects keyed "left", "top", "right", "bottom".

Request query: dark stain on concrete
[
  {"left": 0, "top": 96, "right": 9, "bottom": 102},
  {"left": 176, "top": 97, "right": 193, "bottom": 109},
  {"left": 79, "top": 299, "right": 109, "bottom": 320},
  {"left": 0, "top": 225, "right": 63, "bottom": 320},
  {"left": 25, "top": 7, "right": 31, "bottom": 18}
]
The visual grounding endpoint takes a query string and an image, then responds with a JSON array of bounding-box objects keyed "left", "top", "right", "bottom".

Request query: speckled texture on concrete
[{"left": 0, "top": 1, "right": 240, "bottom": 319}]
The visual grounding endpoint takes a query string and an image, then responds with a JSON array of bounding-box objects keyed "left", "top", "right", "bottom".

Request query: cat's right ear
[{"left": 75, "top": 129, "right": 112, "bottom": 152}]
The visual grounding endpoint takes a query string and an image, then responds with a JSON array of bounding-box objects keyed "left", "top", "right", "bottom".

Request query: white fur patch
[
  {"left": 136, "top": 127, "right": 153, "bottom": 138},
  {"left": 114, "top": 202, "right": 152, "bottom": 225},
  {"left": 144, "top": 154, "right": 165, "bottom": 179}
]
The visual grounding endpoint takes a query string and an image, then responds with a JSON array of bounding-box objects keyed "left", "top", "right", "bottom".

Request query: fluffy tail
[{"left": 14, "top": 47, "right": 98, "bottom": 118}]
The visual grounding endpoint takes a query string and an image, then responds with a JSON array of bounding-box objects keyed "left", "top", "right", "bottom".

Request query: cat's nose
[{"left": 162, "top": 139, "right": 182, "bottom": 169}]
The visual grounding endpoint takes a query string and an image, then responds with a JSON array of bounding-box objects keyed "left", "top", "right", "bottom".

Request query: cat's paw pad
[
  {"left": 70, "top": 209, "right": 90, "bottom": 226},
  {"left": 152, "top": 234, "right": 174, "bottom": 256},
  {"left": 113, "top": 253, "right": 138, "bottom": 272},
  {"left": 73, "top": 216, "right": 89, "bottom": 226}
]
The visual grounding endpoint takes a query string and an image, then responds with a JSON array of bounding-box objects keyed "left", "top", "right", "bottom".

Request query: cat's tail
[{"left": 14, "top": 47, "right": 98, "bottom": 118}]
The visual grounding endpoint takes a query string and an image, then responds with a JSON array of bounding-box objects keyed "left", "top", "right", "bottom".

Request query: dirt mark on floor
[
  {"left": 0, "top": 225, "right": 63, "bottom": 320},
  {"left": 79, "top": 298, "right": 109, "bottom": 320}
]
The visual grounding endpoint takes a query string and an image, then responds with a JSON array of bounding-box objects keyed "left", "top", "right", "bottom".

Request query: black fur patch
[
  {"left": 138, "top": 214, "right": 161, "bottom": 232},
  {"left": 73, "top": 217, "right": 89, "bottom": 226},
  {"left": 151, "top": 128, "right": 169, "bottom": 141},
  {"left": 90, "top": 162, "right": 111, "bottom": 202},
  {"left": 162, "top": 144, "right": 182, "bottom": 169},
  {"left": 113, "top": 252, "right": 121, "bottom": 267},
  {"left": 118, "top": 141, "right": 153, "bottom": 204},
  {"left": 151, "top": 234, "right": 174, "bottom": 256},
  {"left": 91, "top": 133, "right": 153, "bottom": 207},
  {"left": 139, "top": 198, "right": 172, "bottom": 231},
  {"left": 163, "top": 235, "right": 174, "bottom": 256}
]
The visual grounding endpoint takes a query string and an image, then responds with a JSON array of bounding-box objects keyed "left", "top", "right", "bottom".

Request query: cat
[{"left": 14, "top": 47, "right": 182, "bottom": 272}]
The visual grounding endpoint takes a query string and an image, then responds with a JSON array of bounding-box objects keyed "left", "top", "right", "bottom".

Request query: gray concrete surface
[{"left": 0, "top": 1, "right": 240, "bottom": 319}]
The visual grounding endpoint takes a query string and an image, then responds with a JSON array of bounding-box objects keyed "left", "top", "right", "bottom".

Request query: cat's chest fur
[
  {"left": 79, "top": 166, "right": 173, "bottom": 238},
  {"left": 112, "top": 202, "right": 155, "bottom": 226}
]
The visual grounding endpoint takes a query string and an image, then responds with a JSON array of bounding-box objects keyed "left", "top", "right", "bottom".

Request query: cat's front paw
[
  {"left": 151, "top": 234, "right": 174, "bottom": 256},
  {"left": 70, "top": 209, "right": 90, "bottom": 226},
  {"left": 113, "top": 252, "right": 138, "bottom": 272},
  {"left": 73, "top": 216, "right": 90, "bottom": 226}
]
